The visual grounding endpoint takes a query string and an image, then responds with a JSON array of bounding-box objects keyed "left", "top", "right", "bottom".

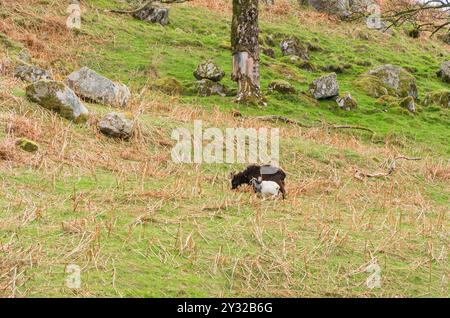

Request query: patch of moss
[
  {"left": 153, "top": 77, "right": 185, "bottom": 95},
  {"left": 16, "top": 138, "right": 39, "bottom": 152},
  {"left": 354, "top": 75, "right": 395, "bottom": 98},
  {"left": 424, "top": 90, "right": 450, "bottom": 108}
]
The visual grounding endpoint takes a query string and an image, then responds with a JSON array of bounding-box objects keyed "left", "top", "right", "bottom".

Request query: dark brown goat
[{"left": 230, "top": 164, "right": 286, "bottom": 199}]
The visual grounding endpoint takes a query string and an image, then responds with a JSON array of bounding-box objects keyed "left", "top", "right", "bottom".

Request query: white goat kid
[{"left": 250, "top": 177, "right": 281, "bottom": 199}]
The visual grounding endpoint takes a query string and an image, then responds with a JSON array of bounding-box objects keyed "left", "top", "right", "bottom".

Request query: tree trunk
[{"left": 231, "top": 0, "right": 265, "bottom": 105}]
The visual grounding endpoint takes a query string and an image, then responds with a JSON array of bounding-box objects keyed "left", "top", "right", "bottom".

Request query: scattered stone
[
  {"left": 153, "top": 77, "right": 184, "bottom": 95},
  {"left": 16, "top": 138, "right": 39, "bottom": 152},
  {"left": 15, "top": 61, "right": 52, "bottom": 83},
  {"left": 98, "top": 112, "right": 134, "bottom": 139},
  {"left": 355, "top": 64, "right": 418, "bottom": 99},
  {"left": 26, "top": 80, "right": 89, "bottom": 123},
  {"left": 437, "top": 61, "right": 450, "bottom": 83},
  {"left": 424, "top": 90, "right": 450, "bottom": 108},
  {"left": 399, "top": 96, "right": 416, "bottom": 113},
  {"left": 268, "top": 80, "right": 297, "bottom": 94},
  {"left": 280, "top": 38, "right": 309, "bottom": 60},
  {"left": 336, "top": 93, "right": 357, "bottom": 110},
  {"left": 66, "top": 67, "right": 131, "bottom": 108},
  {"left": 309, "top": 73, "right": 339, "bottom": 100},
  {"left": 189, "top": 79, "right": 227, "bottom": 97},
  {"left": 193, "top": 61, "right": 225, "bottom": 82},
  {"left": 133, "top": 6, "right": 169, "bottom": 26}
]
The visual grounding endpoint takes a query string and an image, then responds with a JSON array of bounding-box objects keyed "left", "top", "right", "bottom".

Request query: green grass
[{"left": 0, "top": 0, "right": 448, "bottom": 298}]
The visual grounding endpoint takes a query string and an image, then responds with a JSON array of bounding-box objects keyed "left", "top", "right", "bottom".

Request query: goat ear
[
  {"left": 229, "top": 172, "right": 235, "bottom": 179},
  {"left": 257, "top": 176, "right": 262, "bottom": 182}
]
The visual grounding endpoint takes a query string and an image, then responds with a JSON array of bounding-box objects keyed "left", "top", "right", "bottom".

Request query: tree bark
[{"left": 231, "top": 0, "right": 265, "bottom": 105}]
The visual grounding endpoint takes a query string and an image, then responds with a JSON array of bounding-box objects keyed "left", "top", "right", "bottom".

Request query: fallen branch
[
  {"left": 253, "top": 115, "right": 312, "bottom": 128},
  {"left": 354, "top": 156, "right": 422, "bottom": 180},
  {"left": 251, "top": 115, "right": 374, "bottom": 134},
  {"left": 328, "top": 125, "right": 375, "bottom": 134}
]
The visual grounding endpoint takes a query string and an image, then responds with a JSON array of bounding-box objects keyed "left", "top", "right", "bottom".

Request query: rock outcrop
[
  {"left": 355, "top": 64, "right": 418, "bottom": 99},
  {"left": 26, "top": 80, "right": 89, "bottom": 122},
  {"left": 133, "top": 6, "right": 169, "bottom": 26},
  {"left": 190, "top": 79, "right": 227, "bottom": 97},
  {"left": 66, "top": 67, "right": 131, "bottom": 108}
]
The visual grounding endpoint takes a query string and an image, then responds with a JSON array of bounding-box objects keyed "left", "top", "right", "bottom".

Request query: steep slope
[{"left": 0, "top": 0, "right": 448, "bottom": 297}]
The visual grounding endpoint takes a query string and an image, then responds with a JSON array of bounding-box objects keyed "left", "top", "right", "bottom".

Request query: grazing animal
[
  {"left": 230, "top": 164, "right": 286, "bottom": 199},
  {"left": 250, "top": 178, "right": 281, "bottom": 199}
]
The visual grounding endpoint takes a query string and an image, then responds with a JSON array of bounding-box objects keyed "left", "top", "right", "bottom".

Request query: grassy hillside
[{"left": 0, "top": 0, "right": 448, "bottom": 297}]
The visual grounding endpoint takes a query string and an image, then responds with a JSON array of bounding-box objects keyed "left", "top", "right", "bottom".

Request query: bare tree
[
  {"left": 231, "top": 0, "right": 265, "bottom": 105},
  {"left": 384, "top": 0, "right": 450, "bottom": 36}
]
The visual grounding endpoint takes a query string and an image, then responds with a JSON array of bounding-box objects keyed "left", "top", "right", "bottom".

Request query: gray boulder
[
  {"left": 309, "top": 73, "right": 339, "bottom": 99},
  {"left": 26, "top": 80, "right": 89, "bottom": 122},
  {"left": 66, "top": 67, "right": 131, "bottom": 107},
  {"left": 98, "top": 112, "right": 134, "bottom": 139},
  {"left": 190, "top": 79, "right": 226, "bottom": 97},
  {"left": 437, "top": 61, "right": 450, "bottom": 83},
  {"left": 15, "top": 61, "right": 52, "bottom": 83},
  {"left": 193, "top": 61, "right": 225, "bottom": 82}
]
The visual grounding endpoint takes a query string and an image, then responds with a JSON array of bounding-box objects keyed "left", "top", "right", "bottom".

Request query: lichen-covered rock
[
  {"left": 16, "top": 138, "right": 39, "bottom": 152},
  {"left": 336, "top": 93, "right": 357, "bottom": 110},
  {"left": 153, "top": 77, "right": 184, "bottom": 95},
  {"left": 424, "top": 90, "right": 450, "bottom": 108},
  {"left": 15, "top": 61, "right": 52, "bottom": 83},
  {"left": 437, "top": 61, "right": 450, "bottom": 83},
  {"left": 280, "top": 38, "right": 309, "bottom": 60},
  {"left": 355, "top": 65, "right": 418, "bottom": 99},
  {"left": 399, "top": 96, "right": 416, "bottom": 113},
  {"left": 189, "top": 79, "right": 227, "bottom": 97},
  {"left": 66, "top": 67, "right": 131, "bottom": 108},
  {"left": 98, "top": 112, "right": 134, "bottom": 139},
  {"left": 26, "top": 80, "right": 89, "bottom": 123},
  {"left": 268, "top": 80, "right": 297, "bottom": 94},
  {"left": 309, "top": 73, "right": 339, "bottom": 99},
  {"left": 133, "top": 6, "right": 169, "bottom": 26},
  {"left": 193, "top": 61, "right": 225, "bottom": 82}
]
